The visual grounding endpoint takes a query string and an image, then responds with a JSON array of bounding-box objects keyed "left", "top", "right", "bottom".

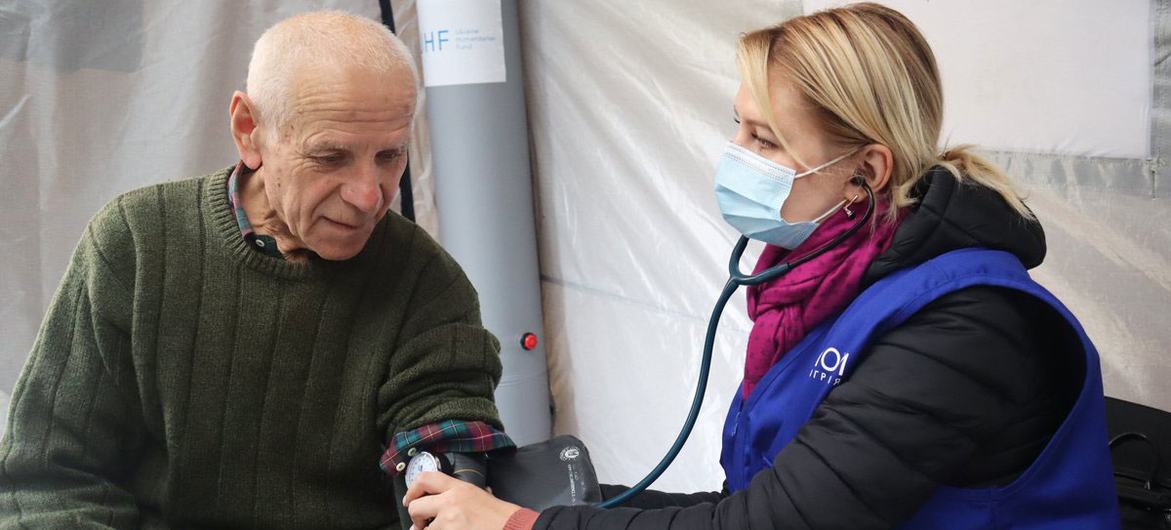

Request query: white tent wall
[
  {"left": 0, "top": 0, "right": 439, "bottom": 438},
  {"left": 520, "top": 0, "right": 1171, "bottom": 494},
  {"left": 1, "top": 0, "right": 1167, "bottom": 498},
  {"left": 518, "top": 0, "right": 798, "bottom": 492}
]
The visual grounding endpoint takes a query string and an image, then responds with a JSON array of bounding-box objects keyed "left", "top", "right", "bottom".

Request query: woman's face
[{"left": 731, "top": 75, "right": 858, "bottom": 223}]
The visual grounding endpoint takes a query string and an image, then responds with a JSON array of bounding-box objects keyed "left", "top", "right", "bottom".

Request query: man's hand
[{"left": 403, "top": 471, "right": 523, "bottom": 530}]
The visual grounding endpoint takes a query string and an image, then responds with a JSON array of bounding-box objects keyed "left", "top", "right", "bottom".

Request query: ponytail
[{"left": 926, "top": 146, "right": 1034, "bottom": 220}]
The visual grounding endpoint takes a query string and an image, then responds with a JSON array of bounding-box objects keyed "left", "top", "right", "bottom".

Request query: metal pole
[
  {"left": 419, "top": 0, "right": 552, "bottom": 445},
  {"left": 377, "top": 0, "right": 416, "bottom": 223}
]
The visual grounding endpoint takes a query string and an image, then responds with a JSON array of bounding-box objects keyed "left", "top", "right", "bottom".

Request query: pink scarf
[{"left": 742, "top": 203, "right": 901, "bottom": 399}]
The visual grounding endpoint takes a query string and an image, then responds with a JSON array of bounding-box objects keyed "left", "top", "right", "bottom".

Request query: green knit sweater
[{"left": 0, "top": 168, "right": 504, "bottom": 529}]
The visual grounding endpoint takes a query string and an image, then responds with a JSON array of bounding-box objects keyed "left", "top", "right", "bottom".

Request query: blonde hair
[
  {"left": 246, "top": 10, "right": 418, "bottom": 133},
  {"left": 737, "top": 2, "right": 1032, "bottom": 221}
]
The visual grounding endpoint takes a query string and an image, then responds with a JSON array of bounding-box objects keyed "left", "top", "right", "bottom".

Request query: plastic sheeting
[
  {"left": 0, "top": 0, "right": 440, "bottom": 438},
  {"left": 520, "top": 0, "right": 803, "bottom": 493},
  {"left": 2, "top": 0, "right": 1168, "bottom": 496},
  {"left": 520, "top": 0, "right": 1170, "bottom": 494},
  {"left": 807, "top": 0, "right": 1153, "bottom": 159}
]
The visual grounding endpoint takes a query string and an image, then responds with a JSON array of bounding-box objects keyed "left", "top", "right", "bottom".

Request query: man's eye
[
  {"left": 376, "top": 151, "right": 402, "bottom": 163},
  {"left": 314, "top": 154, "right": 345, "bottom": 165}
]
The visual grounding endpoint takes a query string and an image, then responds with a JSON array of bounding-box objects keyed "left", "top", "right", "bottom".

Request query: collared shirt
[
  {"left": 226, "top": 162, "right": 282, "bottom": 259},
  {"left": 379, "top": 420, "right": 516, "bottom": 476}
]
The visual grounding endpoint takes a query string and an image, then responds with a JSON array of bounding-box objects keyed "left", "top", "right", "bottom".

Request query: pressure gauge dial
[{"left": 405, "top": 451, "right": 442, "bottom": 488}]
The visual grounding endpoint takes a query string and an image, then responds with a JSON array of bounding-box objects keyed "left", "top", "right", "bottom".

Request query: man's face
[{"left": 257, "top": 64, "right": 416, "bottom": 261}]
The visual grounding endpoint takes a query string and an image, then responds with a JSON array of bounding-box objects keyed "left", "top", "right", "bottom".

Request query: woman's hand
[{"left": 403, "top": 471, "right": 524, "bottom": 530}]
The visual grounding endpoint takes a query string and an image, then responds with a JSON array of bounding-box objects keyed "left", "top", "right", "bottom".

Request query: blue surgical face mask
[{"left": 714, "top": 141, "right": 855, "bottom": 249}]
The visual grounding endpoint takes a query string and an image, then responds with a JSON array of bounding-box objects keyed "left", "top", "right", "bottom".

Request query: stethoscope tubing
[{"left": 598, "top": 182, "right": 876, "bottom": 508}]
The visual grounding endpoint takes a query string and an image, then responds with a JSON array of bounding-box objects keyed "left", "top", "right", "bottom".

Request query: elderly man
[{"left": 0, "top": 11, "right": 512, "bottom": 529}]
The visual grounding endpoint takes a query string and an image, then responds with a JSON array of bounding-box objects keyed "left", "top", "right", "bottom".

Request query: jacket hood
[{"left": 864, "top": 166, "right": 1046, "bottom": 284}]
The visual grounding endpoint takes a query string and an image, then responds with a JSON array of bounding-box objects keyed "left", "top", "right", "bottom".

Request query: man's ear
[{"left": 229, "top": 91, "right": 263, "bottom": 170}]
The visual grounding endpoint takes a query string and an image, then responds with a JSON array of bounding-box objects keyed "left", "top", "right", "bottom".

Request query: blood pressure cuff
[
  {"left": 486, "top": 435, "right": 603, "bottom": 511},
  {"left": 392, "top": 435, "right": 601, "bottom": 530}
]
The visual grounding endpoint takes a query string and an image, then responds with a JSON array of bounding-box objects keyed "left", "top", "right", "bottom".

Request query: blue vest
[{"left": 720, "top": 249, "right": 1119, "bottom": 528}]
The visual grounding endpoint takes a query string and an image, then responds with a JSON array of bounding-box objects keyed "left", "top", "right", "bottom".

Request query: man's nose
[{"left": 340, "top": 167, "right": 384, "bottom": 214}]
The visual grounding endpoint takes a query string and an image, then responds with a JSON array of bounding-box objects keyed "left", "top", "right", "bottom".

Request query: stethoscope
[{"left": 599, "top": 177, "right": 876, "bottom": 508}]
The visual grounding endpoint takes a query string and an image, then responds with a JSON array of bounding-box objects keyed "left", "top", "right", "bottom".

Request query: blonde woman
[{"left": 403, "top": 4, "right": 1120, "bottom": 529}]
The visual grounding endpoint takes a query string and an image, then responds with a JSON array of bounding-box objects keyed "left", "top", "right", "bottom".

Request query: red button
[{"left": 521, "top": 333, "right": 538, "bottom": 351}]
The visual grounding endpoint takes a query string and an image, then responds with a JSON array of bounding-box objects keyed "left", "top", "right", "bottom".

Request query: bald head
[
  {"left": 228, "top": 11, "right": 419, "bottom": 261},
  {"left": 245, "top": 10, "right": 418, "bottom": 133}
]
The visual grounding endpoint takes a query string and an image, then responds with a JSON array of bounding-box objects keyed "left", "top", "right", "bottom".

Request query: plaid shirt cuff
[{"left": 380, "top": 420, "right": 515, "bottom": 476}]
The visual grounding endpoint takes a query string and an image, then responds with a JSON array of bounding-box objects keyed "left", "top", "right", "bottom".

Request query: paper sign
[{"left": 416, "top": 0, "right": 507, "bottom": 87}]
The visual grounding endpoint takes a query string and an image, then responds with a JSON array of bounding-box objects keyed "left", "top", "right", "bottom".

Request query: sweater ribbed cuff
[{"left": 503, "top": 508, "right": 540, "bottom": 530}]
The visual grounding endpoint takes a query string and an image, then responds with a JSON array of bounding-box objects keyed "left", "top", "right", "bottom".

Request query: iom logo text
[{"left": 809, "top": 347, "right": 850, "bottom": 386}]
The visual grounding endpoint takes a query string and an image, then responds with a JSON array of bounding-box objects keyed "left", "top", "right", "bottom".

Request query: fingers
[
  {"left": 403, "top": 471, "right": 458, "bottom": 506},
  {"left": 405, "top": 472, "right": 465, "bottom": 530},
  {"left": 407, "top": 493, "right": 441, "bottom": 530}
]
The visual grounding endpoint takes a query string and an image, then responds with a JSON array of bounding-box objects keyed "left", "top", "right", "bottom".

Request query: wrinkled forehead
[{"left": 281, "top": 62, "right": 417, "bottom": 142}]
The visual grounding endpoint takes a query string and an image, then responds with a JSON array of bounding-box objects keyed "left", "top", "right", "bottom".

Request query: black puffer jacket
[{"left": 535, "top": 168, "right": 1082, "bottom": 529}]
